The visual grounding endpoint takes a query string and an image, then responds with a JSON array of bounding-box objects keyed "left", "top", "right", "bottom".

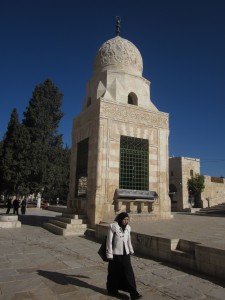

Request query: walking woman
[{"left": 106, "top": 212, "right": 142, "bottom": 299}]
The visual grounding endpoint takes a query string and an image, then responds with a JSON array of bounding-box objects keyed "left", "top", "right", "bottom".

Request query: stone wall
[
  {"left": 96, "top": 223, "right": 225, "bottom": 281},
  {"left": 201, "top": 175, "right": 225, "bottom": 207}
]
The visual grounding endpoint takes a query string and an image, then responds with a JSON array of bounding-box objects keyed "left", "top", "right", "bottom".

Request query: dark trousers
[
  {"left": 13, "top": 208, "right": 19, "bottom": 215},
  {"left": 21, "top": 206, "right": 26, "bottom": 214},
  {"left": 107, "top": 254, "right": 138, "bottom": 296}
]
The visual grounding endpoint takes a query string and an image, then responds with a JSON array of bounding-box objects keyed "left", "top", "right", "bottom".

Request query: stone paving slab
[{"left": 0, "top": 208, "right": 225, "bottom": 299}]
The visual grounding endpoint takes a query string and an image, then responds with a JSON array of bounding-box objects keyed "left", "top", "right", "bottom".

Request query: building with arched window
[{"left": 67, "top": 26, "right": 171, "bottom": 226}]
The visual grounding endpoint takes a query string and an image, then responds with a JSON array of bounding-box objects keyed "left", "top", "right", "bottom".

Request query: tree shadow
[{"left": 37, "top": 270, "right": 129, "bottom": 299}]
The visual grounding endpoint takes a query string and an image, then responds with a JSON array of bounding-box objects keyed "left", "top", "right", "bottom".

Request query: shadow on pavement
[
  {"left": 37, "top": 270, "right": 129, "bottom": 299},
  {"left": 133, "top": 251, "right": 225, "bottom": 289},
  {"left": 82, "top": 236, "right": 225, "bottom": 290},
  {"left": 18, "top": 214, "right": 53, "bottom": 226},
  {"left": 175, "top": 212, "right": 225, "bottom": 217}
]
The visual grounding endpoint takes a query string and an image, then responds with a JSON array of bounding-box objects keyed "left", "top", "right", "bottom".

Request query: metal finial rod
[{"left": 115, "top": 16, "right": 121, "bottom": 36}]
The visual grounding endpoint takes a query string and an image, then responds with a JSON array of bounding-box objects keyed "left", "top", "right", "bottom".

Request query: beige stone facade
[
  {"left": 169, "top": 157, "right": 200, "bottom": 211},
  {"left": 68, "top": 35, "right": 171, "bottom": 226},
  {"left": 201, "top": 176, "right": 225, "bottom": 208},
  {"left": 169, "top": 156, "right": 225, "bottom": 211}
]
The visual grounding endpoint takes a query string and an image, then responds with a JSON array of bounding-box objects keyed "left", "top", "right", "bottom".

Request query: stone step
[
  {"left": 43, "top": 222, "right": 87, "bottom": 236},
  {"left": 49, "top": 219, "right": 87, "bottom": 229},
  {"left": 197, "top": 202, "right": 225, "bottom": 214},
  {"left": 197, "top": 210, "right": 225, "bottom": 214},
  {"left": 55, "top": 216, "right": 87, "bottom": 224},
  {"left": 201, "top": 205, "right": 225, "bottom": 210},
  {"left": 61, "top": 213, "right": 87, "bottom": 220},
  {"left": 84, "top": 228, "right": 96, "bottom": 239},
  {"left": 43, "top": 212, "right": 89, "bottom": 236},
  {"left": 43, "top": 222, "right": 65, "bottom": 235}
]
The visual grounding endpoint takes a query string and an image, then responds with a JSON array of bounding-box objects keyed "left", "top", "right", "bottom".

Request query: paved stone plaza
[{"left": 0, "top": 208, "right": 225, "bottom": 299}]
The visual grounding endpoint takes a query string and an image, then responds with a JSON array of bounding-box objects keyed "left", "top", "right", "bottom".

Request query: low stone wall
[
  {"left": 95, "top": 223, "right": 225, "bottom": 281},
  {"left": 195, "top": 244, "right": 225, "bottom": 280}
]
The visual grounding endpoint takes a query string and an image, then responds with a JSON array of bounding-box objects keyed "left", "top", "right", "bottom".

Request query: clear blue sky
[{"left": 1, "top": 0, "right": 225, "bottom": 177}]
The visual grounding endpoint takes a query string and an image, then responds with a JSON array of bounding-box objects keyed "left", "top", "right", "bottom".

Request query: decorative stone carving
[
  {"left": 73, "top": 125, "right": 94, "bottom": 143},
  {"left": 100, "top": 101, "right": 168, "bottom": 129},
  {"left": 94, "top": 36, "right": 143, "bottom": 76}
]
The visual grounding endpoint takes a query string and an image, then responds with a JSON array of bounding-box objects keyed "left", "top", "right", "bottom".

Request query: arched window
[{"left": 128, "top": 92, "right": 138, "bottom": 106}]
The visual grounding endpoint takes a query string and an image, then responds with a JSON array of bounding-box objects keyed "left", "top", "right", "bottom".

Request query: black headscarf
[{"left": 117, "top": 212, "right": 129, "bottom": 231}]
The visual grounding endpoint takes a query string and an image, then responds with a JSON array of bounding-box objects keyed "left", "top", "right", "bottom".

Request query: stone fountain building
[{"left": 67, "top": 27, "right": 171, "bottom": 227}]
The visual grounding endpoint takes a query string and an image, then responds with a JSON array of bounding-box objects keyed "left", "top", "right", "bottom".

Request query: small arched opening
[{"left": 128, "top": 92, "right": 138, "bottom": 106}]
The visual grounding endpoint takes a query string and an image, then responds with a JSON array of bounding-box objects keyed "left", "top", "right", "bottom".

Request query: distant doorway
[{"left": 169, "top": 184, "right": 177, "bottom": 211}]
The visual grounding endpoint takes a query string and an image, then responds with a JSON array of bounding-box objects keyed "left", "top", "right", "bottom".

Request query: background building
[{"left": 169, "top": 156, "right": 225, "bottom": 211}]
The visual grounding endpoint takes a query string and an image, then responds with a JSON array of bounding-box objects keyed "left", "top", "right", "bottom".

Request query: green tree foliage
[
  {"left": 42, "top": 140, "right": 71, "bottom": 202},
  {"left": 1, "top": 79, "right": 71, "bottom": 202},
  {"left": 22, "top": 79, "right": 65, "bottom": 195},
  {"left": 0, "top": 140, "right": 4, "bottom": 193},
  {"left": 187, "top": 174, "right": 205, "bottom": 197},
  {"left": 0, "top": 109, "right": 30, "bottom": 196}
]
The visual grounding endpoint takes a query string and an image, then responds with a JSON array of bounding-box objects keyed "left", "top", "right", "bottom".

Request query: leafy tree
[
  {"left": 187, "top": 174, "right": 205, "bottom": 206},
  {"left": 22, "top": 79, "right": 64, "bottom": 195}
]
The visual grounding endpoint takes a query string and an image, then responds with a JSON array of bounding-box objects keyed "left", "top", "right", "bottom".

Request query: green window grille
[{"left": 119, "top": 136, "right": 149, "bottom": 190}]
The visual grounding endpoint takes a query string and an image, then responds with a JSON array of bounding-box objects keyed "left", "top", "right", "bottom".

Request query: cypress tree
[
  {"left": 1, "top": 109, "right": 30, "bottom": 196},
  {"left": 0, "top": 140, "right": 4, "bottom": 194},
  {"left": 23, "top": 79, "right": 64, "bottom": 196},
  {"left": 42, "top": 138, "right": 71, "bottom": 202}
]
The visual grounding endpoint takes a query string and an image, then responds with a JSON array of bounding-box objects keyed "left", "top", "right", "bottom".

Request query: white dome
[{"left": 93, "top": 36, "right": 143, "bottom": 76}]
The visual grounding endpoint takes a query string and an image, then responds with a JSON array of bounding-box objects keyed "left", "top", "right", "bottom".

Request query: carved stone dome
[{"left": 93, "top": 36, "right": 143, "bottom": 76}]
